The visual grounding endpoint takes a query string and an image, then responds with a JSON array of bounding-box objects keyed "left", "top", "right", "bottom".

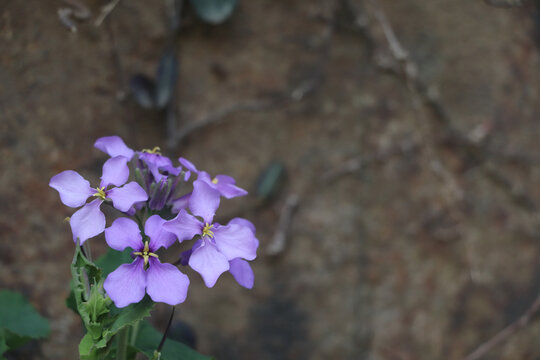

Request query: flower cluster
[{"left": 50, "top": 136, "right": 258, "bottom": 307}]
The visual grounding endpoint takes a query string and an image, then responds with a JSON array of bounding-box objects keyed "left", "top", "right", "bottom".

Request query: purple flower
[
  {"left": 49, "top": 156, "right": 148, "bottom": 244},
  {"left": 95, "top": 136, "right": 187, "bottom": 211},
  {"left": 94, "top": 136, "right": 134, "bottom": 159},
  {"left": 103, "top": 215, "right": 190, "bottom": 308},
  {"left": 95, "top": 136, "right": 182, "bottom": 183},
  {"left": 179, "top": 157, "right": 248, "bottom": 199},
  {"left": 178, "top": 217, "right": 258, "bottom": 289},
  {"left": 164, "top": 180, "right": 258, "bottom": 287}
]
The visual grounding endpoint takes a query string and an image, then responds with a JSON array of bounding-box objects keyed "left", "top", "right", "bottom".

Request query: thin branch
[
  {"left": 95, "top": 0, "right": 121, "bottom": 27},
  {"left": 266, "top": 193, "right": 301, "bottom": 256},
  {"left": 463, "top": 292, "right": 540, "bottom": 360},
  {"left": 168, "top": 5, "right": 337, "bottom": 148},
  {"left": 483, "top": 0, "right": 529, "bottom": 8},
  {"left": 170, "top": 98, "right": 279, "bottom": 146},
  {"left": 321, "top": 140, "right": 419, "bottom": 183},
  {"left": 104, "top": 16, "right": 127, "bottom": 100}
]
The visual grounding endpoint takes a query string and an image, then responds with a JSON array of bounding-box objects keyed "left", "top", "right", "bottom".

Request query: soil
[{"left": 1, "top": 0, "right": 540, "bottom": 359}]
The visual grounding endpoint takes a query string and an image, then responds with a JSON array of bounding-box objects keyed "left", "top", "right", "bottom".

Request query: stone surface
[{"left": 1, "top": 0, "right": 540, "bottom": 359}]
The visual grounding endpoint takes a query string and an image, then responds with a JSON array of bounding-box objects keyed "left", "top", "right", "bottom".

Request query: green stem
[
  {"left": 116, "top": 327, "right": 129, "bottom": 360},
  {"left": 129, "top": 320, "right": 141, "bottom": 346}
]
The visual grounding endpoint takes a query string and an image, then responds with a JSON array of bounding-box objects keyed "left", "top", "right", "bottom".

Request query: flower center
[
  {"left": 211, "top": 177, "right": 219, "bottom": 184},
  {"left": 202, "top": 223, "right": 214, "bottom": 238},
  {"left": 92, "top": 187, "right": 107, "bottom": 201},
  {"left": 142, "top": 146, "right": 161, "bottom": 155},
  {"left": 133, "top": 241, "right": 159, "bottom": 267}
]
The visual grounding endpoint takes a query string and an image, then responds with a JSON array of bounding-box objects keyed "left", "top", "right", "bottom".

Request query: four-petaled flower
[
  {"left": 164, "top": 180, "right": 258, "bottom": 287},
  {"left": 49, "top": 156, "right": 148, "bottom": 244},
  {"left": 51, "top": 136, "right": 257, "bottom": 307},
  {"left": 104, "top": 215, "right": 190, "bottom": 307},
  {"left": 179, "top": 157, "right": 248, "bottom": 199}
]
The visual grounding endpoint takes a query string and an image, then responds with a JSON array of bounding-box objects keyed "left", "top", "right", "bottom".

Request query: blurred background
[{"left": 2, "top": 0, "right": 540, "bottom": 359}]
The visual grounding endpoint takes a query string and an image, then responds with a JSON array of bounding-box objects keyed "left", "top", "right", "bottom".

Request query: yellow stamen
[
  {"left": 142, "top": 146, "right": 161, "bottom": 155},
  {"left": 202, "top": 223, "right": 214, "bottom": 238},
  {"left": 211, "top": 177, "right": 219, "bottom": 184},
  {"left": 92, "top": 187, "right": 107, "bottom": 200},
  {"left": 133, "top": 241, "right": 159, "bottom": 267}
]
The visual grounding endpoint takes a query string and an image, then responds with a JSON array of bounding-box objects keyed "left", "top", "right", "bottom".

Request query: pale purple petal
[
  {"left": 163, "top": 209, "right": 202, "bottom": 242},
  {"left": 229, "top": 218, "right": 256, "bottom": 233},
  {"left": 213, "top": 223, "right": 258, "bottom": 261},
  {"left": 178, "top": 157, "right": 198, "bottom": 173},
  {"left": 108, "top": 182, "right": 148, "bottom": 212},
  {"left": 105, "top": 217, "right": 143, "bottom": 251},
  {"left": 162, "top": 164, "right": 181, "bottom": 176},
  {"left": 100, "top": 156, "right": 129, "bottom": 187},
  {"left": 70, "top": 199, "right": 106, "bottom": 245},
  {"left": 189, "top": 180, "right": 220, "bottom": 223},
  {"left": 49, "top": 170, "right": 93, "bottom": 208},
  {"left": 197, "top": 171, "right": 212, "bottom": 184},
  {"left": 188, "top": 241, "right": 230, "bottom": 288},
  {"left": 171, "top": 193, "right": 191, "bottom": 213},
  {"left": 145, "top": 215, "right": 176, "bottom": 250},
  {"left": 229, "top": 258, "right": 254, "bottom": 289},
  {"left": 94, "top": 136, "right": 134, "bottom": 159},
  {"left": 139, "top": 153, "right": 173, "bottom": 182},
  {"left": 146, "top": 258, "right": 189, "bottom": 305},
  {"left": 218, "top": 183, "right": 248, "bottom": 199},
  {"left": 214, "top": 174, "right": 235, "bottom": 185},
  {"left": 104, "top": 258, "right": 146, "bottom": 308}
]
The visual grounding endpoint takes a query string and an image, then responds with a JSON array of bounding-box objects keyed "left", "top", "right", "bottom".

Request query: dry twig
[
  {"left": 266, "top": 193, "right": 301, "bottom": 256},
  {"left": 95, "top": 0, "right": 121, "bottom": 26},
  {"left": 483, "top": 0, "right": 528, "bottom": 7},
  {"left": 168, "top": 5, "right": 337, "bottom": 148},
  {"left": 463, "top": 292, "right": 540, "bottom": 360},
  {"left": 321, "top": 140, "right": 419, "bottom": 183}
]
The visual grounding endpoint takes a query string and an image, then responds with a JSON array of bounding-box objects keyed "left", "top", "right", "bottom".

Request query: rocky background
[{"left": 1, "top": 0, "right": 540, "bottom": 359}]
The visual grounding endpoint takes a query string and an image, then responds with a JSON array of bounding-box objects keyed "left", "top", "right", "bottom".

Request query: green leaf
[
  {"left": 79, "top": 333, "right": 94, "bottom": 357},
  {"left": 134, "top": 321, "right": 212, "bottom": 360},
  {"left": 0, "top": 330, "right": 8, "bottom": 357},
  {"left": 189, "top": 0, "right": 238, "bottom": 24},
  {"left": 104, "top": 296, "right": 154, "bottom": 340},
  {"left": 0, "top": 290, "right": 50, "bottom": 340},
  {"left": 95, "top": 248, "right": 133, "bottom": 278}
]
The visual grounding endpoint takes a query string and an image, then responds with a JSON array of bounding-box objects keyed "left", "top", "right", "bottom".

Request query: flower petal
[
  {"left": 189, "top": 180, "right": 220, "bottom": 223},
  {"left": 213, "top": 223, "right": 258, "bottom": 261},
  {"left": 229, "top": 258, "right": 254, "bottom": 289},
  {"left": 145, "top": 215, "right": 176, "bottom": 250},
  {"left": 94, "top": 136, "right": 134, "bottom": 159},
  {"left": 108, "top": 182, "right": 148, "bottom": 212},
  {"left": 49, "top": 170, "right": 93, "bottom": 208},
  {"left": 163, "top": 209, "right": 202, "bottom": 242},
  {"left": 217, "top": 183, "right": 248, "bottom": 199},
  {"left": 171, "top": 193, "right": 191, "bottom": 213},
  {"left": 104, "top": 258, "right": 146, "bottom": 308},
  {"left": 197, "top": 171, "right": 213, "bottom": 184},
  {"left": 229, "top": 218, "right": 256, "bottom": 234},
  {"left": 146, "top": 258, "right": 189, "bottom": 305},
  {"left": 100, "top": 156, "right": 129, "bottom": 187},
  {"left": 188, "top": 241, "right": 229, "bottom": 288},
  {"left": 139, "top": 152, "right": 173, "bottom": 182},
  {"left": 105, "top": 217, "right": 143, "bottom": 251},
  {"left": 178, "top": 157, "right": 198, "bottom": 173},
  {"left": 70, "top": 199, "right": 106, "bottom": 245}
]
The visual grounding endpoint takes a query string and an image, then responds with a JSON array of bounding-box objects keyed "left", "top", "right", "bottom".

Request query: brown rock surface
[{"left": 1, "top": 0, "right": 540, "bottom": 359}]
